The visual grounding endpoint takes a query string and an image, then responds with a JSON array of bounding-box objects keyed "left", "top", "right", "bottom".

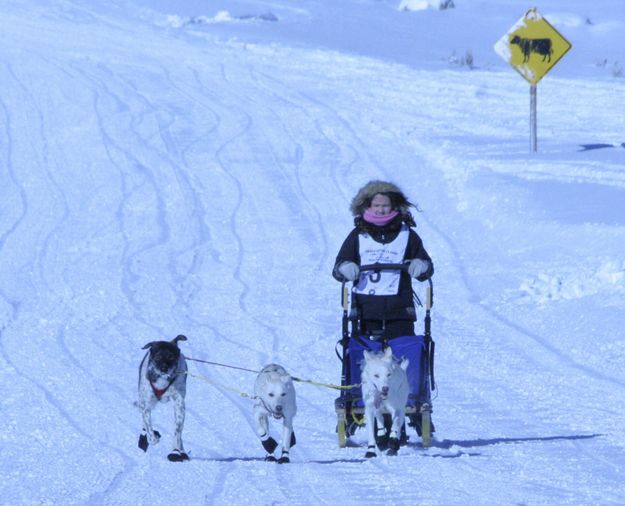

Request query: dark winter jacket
[{"left": 333, "top": 214, "right": 433, "bottom": 338}]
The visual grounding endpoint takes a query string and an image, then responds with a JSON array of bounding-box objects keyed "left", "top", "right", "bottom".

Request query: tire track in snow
[
  {"left": 3, "top": 57, "right": 166, "bottom": 501},
  {"left": 203, "top": 61, "right": 291, "bottom": 359},
  {"left": 0, "top": 332, "right": 137, "bottom": 501},
  {"left": 141, "top": 65, "right": 274, "bottom": 366},
  {"left": 245, "top": 67, "right": 331, "bottom": 271},
  {"left": 4, "top": 58, "right": 75, "bottom": 305},
  {"left": 0, "top": 51, "right": 146, "bottom": 502},
  {"left": 0, "top": 67, "right": 28, "bottom": 336},
  {"left": 249, "top": 67, "right": 360, "bottom": 215},
  {"left": 156, "top": 67, "right": 254, "bottom": 340},
  {"left": 70, "top": 61, "right": 177, "bottom": 337},
  {"left": 6, "top": 54, "right": 140, "bottom": 434},
  {"left": 116, "top": 68, "right": 218, "bottom": 325}
]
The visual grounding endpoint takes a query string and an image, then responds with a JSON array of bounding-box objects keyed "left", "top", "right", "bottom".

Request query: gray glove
[
  {"left": 407, "top": 258, "right": 429, "bottom": 278},
  {"left": 338, "top": 261, "right": 360, "bottom": 281}
]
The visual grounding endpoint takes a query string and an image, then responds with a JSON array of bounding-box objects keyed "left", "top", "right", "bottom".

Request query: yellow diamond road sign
[{"left": 494, "top": 8, "right": 572, "bottom": 85}]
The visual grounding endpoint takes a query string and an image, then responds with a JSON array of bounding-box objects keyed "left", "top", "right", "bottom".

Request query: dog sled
[{"left": 334, "top": 264, "right": 436, "bottom": 449}]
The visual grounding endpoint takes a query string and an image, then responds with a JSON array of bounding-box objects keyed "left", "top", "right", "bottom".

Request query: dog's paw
[
  {"left": 261, "top": 437, "right": 278, "bottom": 454},
  {"left": 375, "top": 434, "right": 389, "bottom": 451},
  {"left": 264, "top": 455, "right": 277, "bottom": 462},
  {"left": 167, "top": 449, "right": 189, "bottom": 462},
  {"left": 388, "top": 437, "right": 400, "bottom": 453},
  {"left": 277, "top": 455, "right": 290, "bottom": 464},
  {"left": 138, "top": 430, "right": 161, "bottom": 452},
  {"left": 147, "top": 430, "right": 161, "bottom": 445}
]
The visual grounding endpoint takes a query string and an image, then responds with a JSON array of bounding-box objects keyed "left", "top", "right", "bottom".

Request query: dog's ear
[
  {"left": 400, "top": 358, "right": 410, "bottom": 371},
  {"left": 142, "top": 341, "right": 157, "bottom": 350},
  {"left": 383, "top": 347, "right": 393, "bottom": 361},
  {"left": 172, "top": 334, "right": 187, "bottom": 347}
]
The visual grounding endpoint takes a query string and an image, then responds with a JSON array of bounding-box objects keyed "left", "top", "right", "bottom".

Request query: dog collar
[{"left": 259, "top": 398, "right": 284, "bottom": 419}]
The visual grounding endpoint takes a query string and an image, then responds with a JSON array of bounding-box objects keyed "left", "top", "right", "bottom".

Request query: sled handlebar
[{"left": 358, "top": 263, "right": 408, "bottom": 272}]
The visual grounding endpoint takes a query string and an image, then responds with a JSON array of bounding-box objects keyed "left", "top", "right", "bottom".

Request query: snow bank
[{"left": 519, "top": 259, "right": 625, "bottom": 303}]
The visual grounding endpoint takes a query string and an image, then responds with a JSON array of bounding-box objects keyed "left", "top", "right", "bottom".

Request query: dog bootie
[
  {"left": 386, "top": 437, "right": 400, "bottom": 456},
  {"left": 167, "top": 449, "right": 189, "bottom": 462},
  {"left": 261, "top": 436, "right": 278, "bottom": 454},
  {"left": 375, "top": 433, "right": 389, "bottom": 451},
  {"left": 138, "top": 434, "right": 148, "bottom": 452},
  {"left": 365, "top": 445, "right": 377, "bottom": 458},
  {"left": 138, "top": 430, "right": 161, "bottom": 452}
]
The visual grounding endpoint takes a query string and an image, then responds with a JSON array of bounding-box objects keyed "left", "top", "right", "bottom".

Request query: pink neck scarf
[{"left": 362, "top": 209, "right": 399, "bottom": 227}]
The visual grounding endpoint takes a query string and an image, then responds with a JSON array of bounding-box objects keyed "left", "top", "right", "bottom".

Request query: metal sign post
[
  {"left": 494, "top": 8, "right": 572, "bottom": 152},
  {"left": 530, "top": 84, "right": 537, "bottom": 152}
]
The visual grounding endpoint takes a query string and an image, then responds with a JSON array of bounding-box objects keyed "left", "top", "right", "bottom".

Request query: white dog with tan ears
[
  {"left": 253, "top": 364, "right": 297, "bottom": 463},
  {"left": 361, "top": 347, "right": 409, "bottom": 457}
]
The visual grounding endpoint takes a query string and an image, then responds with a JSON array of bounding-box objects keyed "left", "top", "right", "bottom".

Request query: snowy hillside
[{"left": 1, "top": 0, "right": 624, "bottom": 504}]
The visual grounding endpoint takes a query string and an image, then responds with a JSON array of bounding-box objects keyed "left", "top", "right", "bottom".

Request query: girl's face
[{"left": 367, "top": 193, "right": 393, "bottom": 215}]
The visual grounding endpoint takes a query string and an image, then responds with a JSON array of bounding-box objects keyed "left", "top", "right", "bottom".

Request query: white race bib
[{"left": 353, "top": 225, "right": 409, "bottom": 296}]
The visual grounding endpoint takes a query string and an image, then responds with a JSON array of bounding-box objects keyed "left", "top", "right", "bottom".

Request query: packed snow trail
[{"left": 1, "top": 1, "right": 625, "bottom": 505}]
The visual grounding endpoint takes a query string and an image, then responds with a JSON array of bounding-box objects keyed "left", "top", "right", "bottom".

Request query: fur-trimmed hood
[{"left": 350, "top": 180, "right": 414, "bottom": 217}]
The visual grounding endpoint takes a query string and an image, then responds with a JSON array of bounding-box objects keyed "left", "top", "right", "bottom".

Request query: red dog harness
[{"left": 150, "top": 379, "right": 174, "bottom": 400}]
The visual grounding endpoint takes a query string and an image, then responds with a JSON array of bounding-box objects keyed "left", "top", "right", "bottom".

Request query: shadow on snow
[
  {"left": 428, "top": 433, "right": 601, "bottom": 450},
  {"left": 187, "top": 435, "right": 601, "bottom": 462}
]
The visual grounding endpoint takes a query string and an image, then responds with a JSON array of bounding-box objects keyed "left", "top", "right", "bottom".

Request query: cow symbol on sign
[
  {"left": 494, "top": 8, "right": 572, "bottom": 85},
  {"left": 510, "top": 35, "right": 553, "bottom": 63}
]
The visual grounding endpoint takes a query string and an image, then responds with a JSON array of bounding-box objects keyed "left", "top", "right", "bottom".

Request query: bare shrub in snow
[
  {"left": 595, "top": 59, "right": 623, "bottom": 78},
  {"left": 399, "top": 0, "right": 455, "bottom": 11},
  {"left": 448, "top": 49, "right": 474, "bottom": 69}
]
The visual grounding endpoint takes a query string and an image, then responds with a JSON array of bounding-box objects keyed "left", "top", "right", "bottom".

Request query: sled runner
[{"left": 334, "top": 264, "right": 436, "bottom": 449}]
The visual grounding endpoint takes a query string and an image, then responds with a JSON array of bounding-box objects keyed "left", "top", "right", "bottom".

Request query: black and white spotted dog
[{"left": 136, "top": 334, "right": 189, "bottom": 462}]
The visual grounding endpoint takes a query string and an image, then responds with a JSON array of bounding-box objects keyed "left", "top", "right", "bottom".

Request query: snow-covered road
[{"left": 1, "top": 0, "right": 624, "bottom": 504}]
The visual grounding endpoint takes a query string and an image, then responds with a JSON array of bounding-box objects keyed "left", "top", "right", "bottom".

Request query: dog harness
[
  {"left": 150, "top": 378, "right": 175, "bottom": 400},
  {"left": 258, "top": 398, "right": 284, "bottom": 419}
]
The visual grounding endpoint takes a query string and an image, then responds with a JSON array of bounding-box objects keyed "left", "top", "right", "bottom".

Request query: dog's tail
[{"left": 172, "top": 334, "right": 187, "bottom": 346}]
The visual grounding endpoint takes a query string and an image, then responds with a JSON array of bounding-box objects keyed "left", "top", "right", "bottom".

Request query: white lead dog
[
  {"left": 361, "top": 347, "right": 409, "bottom": 457},
  {"left": 253, "top": 364, "right": 297, "bottom": 463}
]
